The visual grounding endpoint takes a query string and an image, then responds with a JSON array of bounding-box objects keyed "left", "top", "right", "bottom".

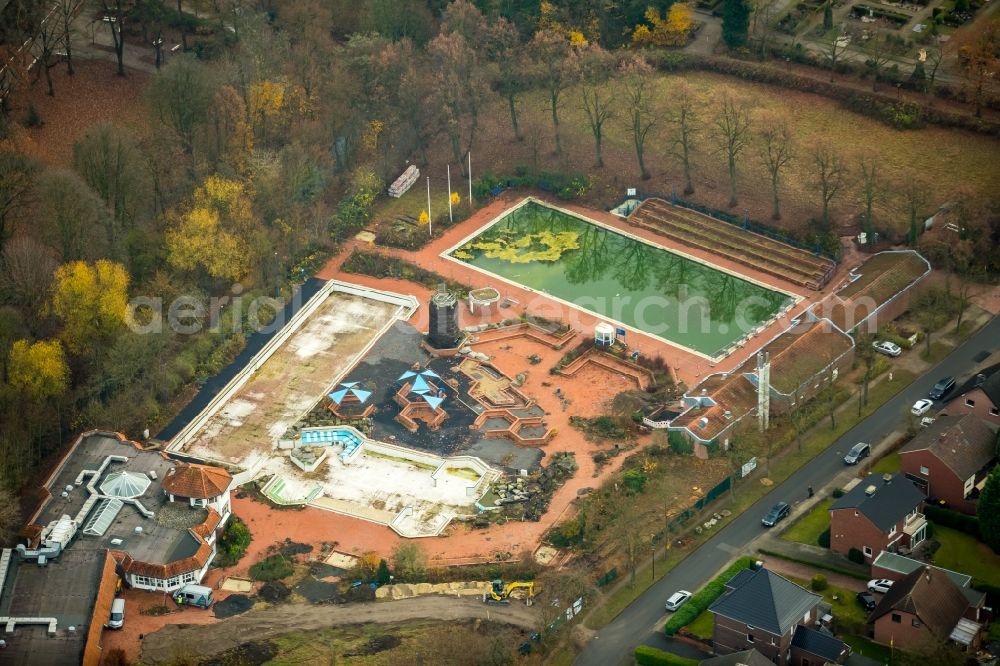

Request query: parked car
[
  {"left": 857, "top": 591, "right": 877, "bottom": 611},
  {"left": 929, "top": 376, "right": 956, "bottom": 400},
  {"left": 107, "top": 597, "right": 125, "bottom": 629},
  {"left": 761, "top": 502, "right": 791, "bottom": 527},
  {"left": 920, "top": 416, "right": 936, "bottom": 428},
  {"left": 867, "top": 579, "right": 894, "bottom": 594},
  {"left": 665, "top": 590, "right": 692, "bottom": 612},
  {"left": 911, "top": 399, "right": 934, "bottom": 416},
  {"left": 844, "top": 442, "right": 871, "bottom": 465},
  {"left": 873, "top": 341, "right": 902, "bottom": 357}
]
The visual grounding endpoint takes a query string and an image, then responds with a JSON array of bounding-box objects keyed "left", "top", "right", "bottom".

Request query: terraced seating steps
[
  {"left": 642, "top": 200, "right": 831, "bottom": 278},
  {"left": 634, "top": 206, "right": 828, "bottom": 286},
  {"left": 631, "top": 199, "right": 835, "bottom": 290}
]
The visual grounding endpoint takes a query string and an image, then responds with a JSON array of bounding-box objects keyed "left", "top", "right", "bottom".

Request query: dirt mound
[
  {"left": 280, "top": 540, "right": 313, "bottom": 556},
  {"left": 258, "top": 581, "right": 291, "bottom": 603},
  {"left": 294, "top": 577, "right": 340, "bottom": 603},
  {"left": 213, "top": 594, "right": 253, "bottom": 619},
  {"left": 201, "top": 641, "right": 277, "bottom": 666},
  {"left": 343, "top": 634, "right": 402, "bottom": 657}
]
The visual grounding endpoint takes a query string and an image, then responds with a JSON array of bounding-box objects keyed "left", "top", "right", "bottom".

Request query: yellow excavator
[{"left": 484, "top": 579, "right": 536, "bottom": 605}]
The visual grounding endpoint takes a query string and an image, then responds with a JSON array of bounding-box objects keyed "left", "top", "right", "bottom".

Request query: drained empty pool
[{"left": 447, "top": 200, "right": 794, "bottom": 357}]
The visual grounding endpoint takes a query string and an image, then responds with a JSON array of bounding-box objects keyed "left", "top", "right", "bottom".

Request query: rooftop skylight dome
[{"left": 100, "top": 470, "right": 151, "bottom": 498}]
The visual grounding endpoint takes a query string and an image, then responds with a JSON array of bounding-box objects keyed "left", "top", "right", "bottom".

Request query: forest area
[{"left": 0, "top": 0, "right": 999, "bottom": 543}]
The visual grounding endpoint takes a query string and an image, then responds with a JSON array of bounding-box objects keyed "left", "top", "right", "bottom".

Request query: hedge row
[
  {"left": 634, "top": 645, "right": 699, "bottom": 666},
  {"left": 925, "top": 505, "right": 981, "bottom": 539},
  {"left": 473, "top": 169, "right": 590, "bottom": 201},
  {"left": 664, "top": 556, "right": 757, "bottom": 636},
  {"left": 756, "top": 549, "right": 869, "bottom": 580}
]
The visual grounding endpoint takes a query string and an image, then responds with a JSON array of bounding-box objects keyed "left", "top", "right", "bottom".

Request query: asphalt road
[{"left": 576, "top": 314, "right": 1000, "bottom": 666}]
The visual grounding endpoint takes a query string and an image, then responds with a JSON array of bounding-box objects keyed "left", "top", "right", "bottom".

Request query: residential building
[
  {"left": 870, "top": 566, "right": 983, "bottom": 652},
  {"left": 708, "top": 567, "right": 850, "bottom": 666},
  {"left": 700, "top": 649, "right": 774, "bottom": 666},
  {"left": 0, "top": 431, "right": 234, "bottom": 664},
  {"left": 829, "top": 473, "right": 926, "bottom": 561},
  {"left": 899, "top": 414, "right": 997, "bottom": 514},
  {"left": 948, "top": 365, "right": 1000, "bottom": 426},
  {"left": 869, "top": 551, "right": 986, "bottom": 622}
]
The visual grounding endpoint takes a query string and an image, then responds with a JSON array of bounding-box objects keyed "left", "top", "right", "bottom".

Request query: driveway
[{"left": 575, "top": 314, "right": 999, "bottom": 666}]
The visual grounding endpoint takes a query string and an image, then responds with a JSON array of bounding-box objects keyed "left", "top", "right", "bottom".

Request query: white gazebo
[{"left": 595, "top": 322, "right": 616, "bottom": 347}]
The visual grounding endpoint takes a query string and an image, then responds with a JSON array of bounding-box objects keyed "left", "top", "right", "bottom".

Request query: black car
[
  {"left": 761, "top": 502, "right": 790, "bottom": 527},
  {"left": 857, "top": 591, "right": 876, "bottom": 611},
  {"left": 929, "top": 376, "right": 956, "bottom": 400}
]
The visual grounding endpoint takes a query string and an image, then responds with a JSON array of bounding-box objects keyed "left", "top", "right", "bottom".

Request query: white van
[
  {"left": 107, "top": 598, "right": 125, "bottom": 629},
  {"left": 174, "top": 584, "right": 214, "bottom": 608}
]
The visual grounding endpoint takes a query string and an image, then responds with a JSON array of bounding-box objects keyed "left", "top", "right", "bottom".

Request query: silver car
[
  {"left": 873, "top": 341, "right": 901, "bottom": 357},
  {"left": 665, "top": 590, "right": 692, "bottom": 612}
]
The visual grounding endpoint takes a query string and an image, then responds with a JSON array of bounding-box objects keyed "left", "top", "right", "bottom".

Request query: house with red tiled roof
[{"left": 163, "top": 461, "right": 233, "bottom": 522}]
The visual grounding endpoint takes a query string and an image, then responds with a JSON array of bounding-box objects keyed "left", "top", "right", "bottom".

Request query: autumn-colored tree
[
  {"left": 49, "top": 260, "right": 130, "bottom": 355},
  {"left": 956, "top": 19, "right": 1000, "bottom": 117},
  {"left": 7, "top": 339, "right": 69, "bottom": 401},
  {"left": 247, "top": 80, "right": 308, "bottom": 146},
  {"left": 205, "top": 85, "right": 254, "bottom": 174},
  {"left": 167, "top": 176, "right": 256, "bottom": 283},
  {"left": 633, "top": 4, "right": 693, "bottom": 46}
]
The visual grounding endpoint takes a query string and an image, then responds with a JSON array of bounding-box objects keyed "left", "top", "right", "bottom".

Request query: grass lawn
[
  {"left": 790, "top": 577, "right": 867, "bottom": 634},
  {"left": 931, "top": 525, "right": 1000, "bottom": 588},
  {"left": 870, "top": 451, "right": 900, "bottom": 475},
  {"left": 843, "top": 635, "right": 895, "bottom": 664},
  {"left": 919, "top": 341, "right": 952, "bottom": 364},
  {"left": 685, "top": 609, "right": 715, "bottom": 641},
  {"left": 781, "top": 499, "right": 832, "bottom": 546}
]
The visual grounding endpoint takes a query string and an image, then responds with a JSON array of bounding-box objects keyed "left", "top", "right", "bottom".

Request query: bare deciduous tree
[
  {"left": 858, "top": 152, "right": 882, "bottom": 245},
  {"left": 529, "top": 29, "right": 575, "bottom": 157},
  {"left": 756, "top": 111, "right": 793, "bottom": 220},
  {"left": 620, "top": 55, "right": 657, "bottom": 180},
  {"left": 666, "top": 79, "right": 699, "bottom": 195},
  {"left": 810, "top": 139, "right": 848, "bottom": 230},
  {"left": 711, "top": 88, "right": 753, "bottom": 207},
  {"left": 577, "top": 44, "right": 616, "bottom": 168}
]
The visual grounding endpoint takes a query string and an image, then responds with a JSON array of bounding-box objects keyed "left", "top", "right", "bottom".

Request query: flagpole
[
  {"left": 467, "top": 151, "right": 473, "bottom": 204},
  {"left": 447, "top": 165, "right": 453, "bottom": 224},
  {"left": 426, "top": 176, "right": 432, "bottom": 238}
]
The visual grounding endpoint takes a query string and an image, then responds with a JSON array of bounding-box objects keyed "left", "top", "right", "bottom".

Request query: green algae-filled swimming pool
[{"left": 448, "top": 200, "right": 794, "bottom": 357}]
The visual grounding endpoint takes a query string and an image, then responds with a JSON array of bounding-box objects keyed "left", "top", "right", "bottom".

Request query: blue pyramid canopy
[
  {"left": 398, "top": 371, "right": 416, "bottom": 381},
  {"left": 411, "top": 375, "right": 430, "bottom": 393},
  {"left": 420, "top": 368, "right": 440, "bottom": 379},
  {"left": 423, "top": 394, "right": 444, "bottom": 410},
  {"left": 329, "top": 389, "right": 349, "bottom": 405},
  {"left": 342, "top": 381, "right": 358, "bottom": 388},
  {"left": 350, "top": 388, "right": 372, "bottom": 403}
]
